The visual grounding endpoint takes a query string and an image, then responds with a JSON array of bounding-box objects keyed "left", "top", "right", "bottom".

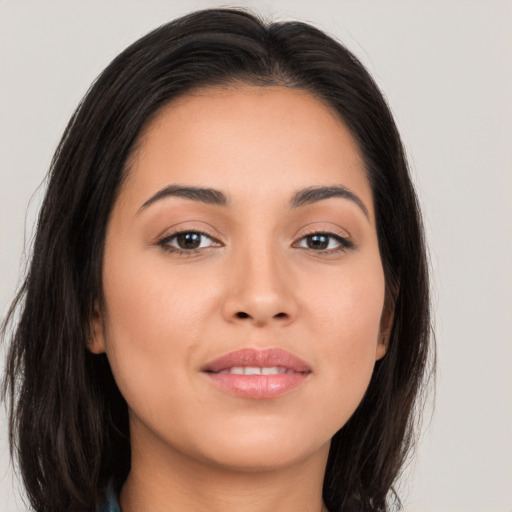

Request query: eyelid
[
  {"left": 155, "top": 224, "right": 224, "bottom": 254},
  {"left": 294, "top": 223, "right": 353, "bottom": 242},
  {"left": 292, "top": 225, "right": 355, "bottom": 253},
  {"left": 153, "top": 221, "right": 223, "bottom": 243},
  {"left": 161, "top": 230, "right": 220, "bottom": 246}
]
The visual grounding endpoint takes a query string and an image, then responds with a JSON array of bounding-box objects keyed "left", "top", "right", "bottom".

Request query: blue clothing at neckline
[{"left": 97, "top": 489, "right": 121, "bottom": 512}]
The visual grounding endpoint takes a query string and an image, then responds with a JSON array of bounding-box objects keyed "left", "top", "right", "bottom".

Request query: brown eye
[
  {"left": 294, "top": 232, "right": 353, "bottom": 252},
  {"left": 176, "top": 232, "right": 202, "bottom": 249},
  {"left": 306, "top": 234, "right": 330, "bottom": 250},
  {"left": 158, "top": 231, "right": 221, "bottom": 253}
]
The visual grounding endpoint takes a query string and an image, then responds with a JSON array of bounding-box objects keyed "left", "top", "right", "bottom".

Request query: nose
[{"left": 221, "top": 243, "right": 298, "bottom": 327}]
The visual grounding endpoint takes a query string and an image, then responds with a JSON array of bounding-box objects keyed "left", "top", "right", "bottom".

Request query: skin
[{"left": 91, "top": 85, "right": 391, "bottom": 512}]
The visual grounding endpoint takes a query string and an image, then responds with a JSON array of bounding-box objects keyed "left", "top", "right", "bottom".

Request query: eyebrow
[
  {"left": 138, "top": 184, "right": 369, "bottom": 218},
  {"left": 290, "top": 186, "right": 369, "bottom": 218},
  {"left": 139, "top": 185, "right": 229, "bottom": 212}
]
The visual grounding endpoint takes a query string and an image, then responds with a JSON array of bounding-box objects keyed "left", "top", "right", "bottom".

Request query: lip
[{"left": 202, "top": 348, "right": 312, "bottom": 399}]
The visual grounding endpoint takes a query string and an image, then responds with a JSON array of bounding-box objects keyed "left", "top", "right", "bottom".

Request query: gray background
[{"left": 1, "top": 1, "right": 511, "bottom": 511}]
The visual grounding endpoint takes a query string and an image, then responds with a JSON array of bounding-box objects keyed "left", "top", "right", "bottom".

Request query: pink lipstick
[{"left": 202, "top": 348, "right": 311, "bottom": 399}]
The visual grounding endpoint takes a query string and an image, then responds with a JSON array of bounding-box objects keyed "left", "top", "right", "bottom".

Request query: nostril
[{"left": 233, "top": 311, "right": 288, "bottom": 321}]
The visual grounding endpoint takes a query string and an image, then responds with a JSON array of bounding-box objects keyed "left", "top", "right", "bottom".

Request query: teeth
[
  {"left": 226, "top": 366, "right": 287, "bottom": 375},
  {"left": 244, "top": 367, "right": 261, "bottom": 375},
  {"left": 262, "top": 367, "right": 287, "bottom": 375}
]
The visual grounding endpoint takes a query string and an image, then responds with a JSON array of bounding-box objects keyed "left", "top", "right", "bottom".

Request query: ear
[
  {"left": 88, "top": 302, "right": 106, "bottom": 354},
  {"left": 376, "top": 288, "right": 395, "bottom": 361}
]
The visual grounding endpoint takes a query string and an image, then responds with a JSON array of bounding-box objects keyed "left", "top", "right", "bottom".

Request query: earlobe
[
  {"left": 376, "top": 287, "right": 396, "bottom": 360},
  {"left": 88, "top": 303, "right": 106, "bottom": 354},
  {"left": 375, "top": 333, "right": 388, "bottom": 360}
]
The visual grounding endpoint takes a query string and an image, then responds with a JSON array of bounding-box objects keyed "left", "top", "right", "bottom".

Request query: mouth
[
  {"left": 215, "top": 366, "right": 298, "bottom": 375},
  {"left": 202, "top": 348, "right": 312, "bottom": 399}
]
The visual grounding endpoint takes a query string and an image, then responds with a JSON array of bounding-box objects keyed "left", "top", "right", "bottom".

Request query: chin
[
  {"left": 202, "top": 441, "right": 329, "bottom": 473},
  {"left": 183, "top": 418, "right": 333, "bottom": 473}
]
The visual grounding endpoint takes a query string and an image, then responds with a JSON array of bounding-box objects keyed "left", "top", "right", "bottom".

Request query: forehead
[{"left": 121, "top": 85, "right": 373, "bottom": 218}]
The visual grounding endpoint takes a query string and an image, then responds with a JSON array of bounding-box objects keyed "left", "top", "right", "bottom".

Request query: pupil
[
  {"left": 308, "top": 234, "right": 328, "bottom": 250},
  {"left": 177, "top": 232, "right": 201, "bottom": 249}
]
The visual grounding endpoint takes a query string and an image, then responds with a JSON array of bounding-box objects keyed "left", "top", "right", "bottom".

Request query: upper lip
[{"left": 202, "top": 348, "right": 312, "bottom": 373}]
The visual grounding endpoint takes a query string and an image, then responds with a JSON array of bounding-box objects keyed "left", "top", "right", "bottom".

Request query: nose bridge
[{"left": 223, "top": 233, "right": 297, "bottom": 326}]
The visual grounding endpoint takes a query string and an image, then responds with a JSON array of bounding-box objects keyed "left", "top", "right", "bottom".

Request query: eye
[
  {"left": 294, "top": 232, "right": 353, "bottom": 252},
  {"left": 158, "top": 231, "right": 221, "bottom": 253}
]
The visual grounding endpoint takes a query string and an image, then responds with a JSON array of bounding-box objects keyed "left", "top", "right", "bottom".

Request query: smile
[
  {"left": 216, "top": 367, "right": 295, "bottom": 375},
  {"left": 202, "top": 348, "right": 311, "bottom": 399}
]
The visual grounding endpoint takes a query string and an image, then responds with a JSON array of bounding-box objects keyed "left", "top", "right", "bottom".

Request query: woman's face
[{"left": 91, "top": 86, "right": 390, "bottom": 472}]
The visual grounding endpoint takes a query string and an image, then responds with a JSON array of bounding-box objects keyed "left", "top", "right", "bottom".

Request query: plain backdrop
[{"left": 1, "top": 1, "right": 511, "bottom": 511}]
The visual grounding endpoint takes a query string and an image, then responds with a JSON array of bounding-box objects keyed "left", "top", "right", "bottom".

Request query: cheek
[
  {"left": 306, "top": 255, "right": 385, "bottom": 347},
  {"left": 102, "top": 245, "right": 214, "bottom": 337},
  {"left": 99, "top": 249, "right": 215, "bottom": 405},
  {"left": 303, "top": 258, "right": 386, "bottom": 417}
]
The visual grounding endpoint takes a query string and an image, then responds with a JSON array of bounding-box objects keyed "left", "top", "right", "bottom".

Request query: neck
[{"left": 120, "top": 436, "right": 330, "bottom": 512}]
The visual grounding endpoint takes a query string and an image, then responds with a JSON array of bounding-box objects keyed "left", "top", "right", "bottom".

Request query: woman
[{"left": 2, "top": 8, "right": 431, "bottom": 512}]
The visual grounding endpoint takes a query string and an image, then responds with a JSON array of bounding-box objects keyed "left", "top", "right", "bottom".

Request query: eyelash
[
  {"left": 157, "top": 230, "right": 220, "bottom": 255},
  {"left": 156, "top": 230, "right": 354, "bottom": 255},
  {"left": 292, "top": 231, "right": 354, "bottom": 253}
]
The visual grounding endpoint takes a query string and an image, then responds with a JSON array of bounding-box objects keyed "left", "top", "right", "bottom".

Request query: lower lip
[{"left": 203, "top": 372, "right": 309, "bottom": 399}]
